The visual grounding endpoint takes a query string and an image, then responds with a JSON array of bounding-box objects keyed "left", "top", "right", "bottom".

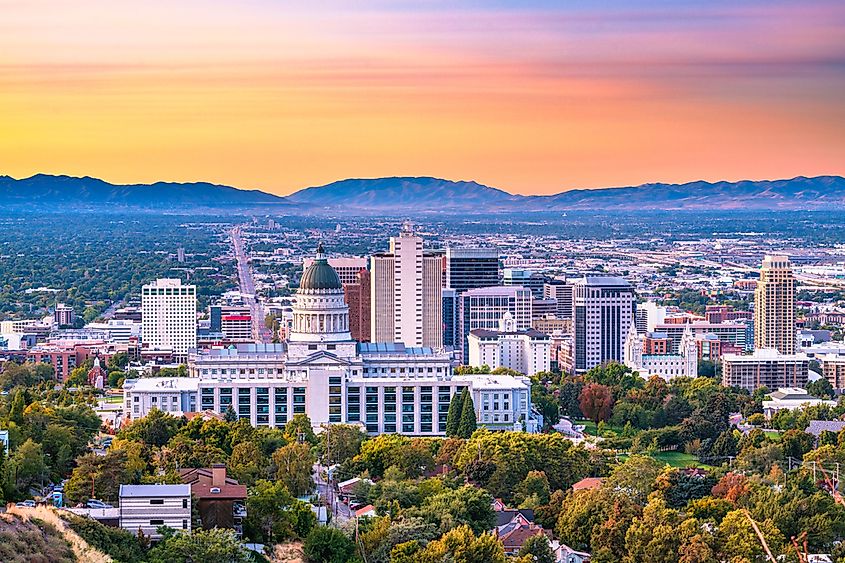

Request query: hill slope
[{"left": 0, "top": 174, "right": 291, "bottom": 208}]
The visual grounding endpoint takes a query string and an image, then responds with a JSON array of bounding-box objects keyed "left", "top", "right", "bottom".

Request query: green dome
[{"left": 300, "top": 244, "right": 342, "bottom": 291}]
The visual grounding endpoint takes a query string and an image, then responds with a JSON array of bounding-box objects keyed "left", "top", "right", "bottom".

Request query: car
[
  {"left": 15, "top": 500, "right": 36, "bottom": 508},
  {"left": 86, "top": 499, "right": 113, "bottom": 509},
  {"left": 348, "top": 501, "right": 362, "bottom": 511}
]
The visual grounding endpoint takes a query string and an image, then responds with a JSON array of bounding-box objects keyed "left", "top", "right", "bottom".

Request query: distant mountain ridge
[
  {"left": 2, "top": 173, "right": 844, "bottom": 212},
  {"left": 0, "top": 174, "right": 290, "bottom": 207}
]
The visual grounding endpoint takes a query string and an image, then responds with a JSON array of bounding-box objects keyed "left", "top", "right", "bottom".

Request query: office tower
[
  {"left": 543, "top": 280, "right": 573, "bottom": 320},
  {"left": 572, "top": 275, "right": 635, "bottom": 372},
  {"left": 54, "top": 303, "right": 75, "bottom": 326},
  {"left": 141, "top": 278, "right": 197, "bottom": 358},
  {"left": 445, "top": 247, "right": 499, "bottom": 294},
  {"left": 442, "top": 289, "right": 459, "bottom": 347},
  {"left": 531, "top": 297, "right": 558, "bottom": 320},
  {"left": 303, "top": 256, "right": 368, "bottom": 285},
  {"left": 371, "top": 223, "right": 443, "bottom": 347},
  {"left": 343, "top": 268, "right": 371, "bottom": 342},
  {"left": 503, "top": 268, "right": 545, "bottom": 298},
  {"left": 176, "top": 247, "right": 186, "bottom": 263},
  {"left": 754, "top": 255, "right": 796, "bottom": 354},
  {"left": 459, "top": 286, "right": 532, "bottom": 360}
]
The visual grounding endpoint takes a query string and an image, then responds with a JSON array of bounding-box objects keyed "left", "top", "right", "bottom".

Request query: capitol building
[{"left": 125, "top": 245, "right": 538, "bottom": 435}]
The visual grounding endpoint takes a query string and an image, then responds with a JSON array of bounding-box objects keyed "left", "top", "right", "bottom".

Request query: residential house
[{"left": 179, "top": 465, "right": 247, "bottom": 535}]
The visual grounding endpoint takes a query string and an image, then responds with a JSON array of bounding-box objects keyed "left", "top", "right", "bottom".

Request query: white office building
[
  {"left": 126, "top": 246, "right": 538, "bottom": 434},
  {"left": 371, "top": 223, "right": 443, "bottom": 347},
  {"left": 459, "top": 285, "right": 532, "bottom": 361},
  {"left": 467, "top": 313, "right": 551, "bottom": 375},
  {"left": 119, "top": 484, "right": 191, "bottom": 540},
  {"left": 141, "top": 278, "right": 197, "bottom": 361},
  {"left": 573, "top": 276, "right": 635, "bottom": 373}
]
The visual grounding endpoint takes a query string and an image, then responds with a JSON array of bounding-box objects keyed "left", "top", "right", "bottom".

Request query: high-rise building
[
  {"left": 572, "top": 275, "right": 635, "bottom": 373},
  {"left": 371, "top": 223, "right": 443, "bottom": 347},
  {"left": 343, "top": 268, "right": 371, "bottom": 342},
  {"left": 442, "top": 288, "right": 459, "bottom": 348},
  {"left": 445, "top": 247, "right": 499, "bottom": 294},
  {"left": 721, "top": 349, "right": 808, "bottom": 392},
  {"left": 503, "top": 269, "right": 545, "bottom": 298},
  {"left": 754, "top": 255, "right": 796, "bottom": 354},
  {"left": 141, "top": 278, "right": 197, "bottom": 359},
  {"left": 54, "top": 303, "right": 75, "bottom": 327},
  {"left": 543, "top": 280, "right": 573, "bottom": 320},
  {"left": 459, "top": 286, "right": 532, "bottom": 360}
]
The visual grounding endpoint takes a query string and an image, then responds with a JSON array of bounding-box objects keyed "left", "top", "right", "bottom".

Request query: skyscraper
[
  {"left": 754, "top": 255, "right": 796, "bottom": 354},
  {"left": 371, "top": 223, "right": 443, "bottom": 347},
  {"left": 445, "top": 246, "right": 499, "bottom": 294},
  {"left": 503, "top": 268, "right": 546, "bottom": 298},
  {"left": 141, "top": 278, "right": 197, "bottom": 359},
  {"left": 543, "top": 280, "right": 573, "bottom": 320},
  {"left": 572, "top": 275, "right": 635, "bottom": 372}
]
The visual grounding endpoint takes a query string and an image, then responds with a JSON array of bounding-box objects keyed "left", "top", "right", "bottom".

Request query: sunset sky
[{"left": 1, "top": 0, "right": 843, "bottom": 195}]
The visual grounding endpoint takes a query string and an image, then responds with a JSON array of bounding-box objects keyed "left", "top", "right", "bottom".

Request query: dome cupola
[{"left": 299, "top": 243, "right": 342, "bottom": 291}]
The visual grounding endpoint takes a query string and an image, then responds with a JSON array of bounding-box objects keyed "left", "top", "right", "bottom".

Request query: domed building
[{"left": 127, "top": 245, "right": 538, "bottom": 435}]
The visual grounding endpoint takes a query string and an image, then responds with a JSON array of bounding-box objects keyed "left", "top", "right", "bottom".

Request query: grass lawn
[
  {"left": 618, "top": 451, "right": 716, "bottom": 469},
  {"left": 103, "top": 395, "right": 123, "bottom": 403},
  {"left": 576, "top": 419, "right": 628, "bottom": 437},
  {"left": 763, "top": 430, "right": 781, "bottom": 441}
]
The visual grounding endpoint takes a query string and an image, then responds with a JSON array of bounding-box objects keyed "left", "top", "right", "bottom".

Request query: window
[
  {"left": 150, "top": 499, "right": 164, "bottom": 505},
  {"left": 150, "top": 519, "right": 164, "bottom": 525},
  {"left": 182, "top": 519, "right": 188, "bottom": 529},
  {"left": 183, "top": 498, "right": 188, "bottom": 509}
]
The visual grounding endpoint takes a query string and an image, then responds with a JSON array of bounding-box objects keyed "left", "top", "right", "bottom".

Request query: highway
[{"left": 230, "top": 227, "right": 273, "bottom": 344}]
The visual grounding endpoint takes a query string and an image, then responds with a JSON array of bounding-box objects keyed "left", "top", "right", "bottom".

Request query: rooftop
[{"left": 119, "top": 484, "right": 191, "bottom": 498}]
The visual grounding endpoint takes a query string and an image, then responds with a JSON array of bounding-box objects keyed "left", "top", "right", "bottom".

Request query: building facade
[
  {"left": 141, "top": 278, "right": 197, "bottom": 360},
  {"left": 754, "top": 255, "right": 796, "bottom": 354},
  {"left": 572, "top": 276, "right": 635, "bottom": 373},
  {"left": 467, "top": 313, "right": 551, "bottom": 375},
  {"left": 625, "top": 323, "right": 698, "bottom": 380},
  {"left": 343, "top": 268, "right": 371, "bottom": 342},
  {"left": 125, "top": 247, "right": 537, "bottom": 435},
  {"left": 543, "top": 280, "right": 573, "bottom": 320},
  {"left": 303, "top": 256, "right": 368, "bottom": 285},
  {"left": 445, "top": 246, "right": 499, "bottom": 294},
  {"left": 721, "top": 349, "right": 809, "bottom": 392},
  {"left": 459, "top": 286, "right": 533, "bottom": 361},
  {"left": 118, "top": 484, "right": 191, "bottom": 540},
  {"left": 371, "top": 224, "right": 443, "bottom": 347},
  {"left": 503, "top": 269, "right": 545, "bottom": 298}
]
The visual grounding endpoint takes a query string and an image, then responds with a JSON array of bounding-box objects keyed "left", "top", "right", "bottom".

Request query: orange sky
[{"left": 1, "top": 0, "right": 844, "bottom": 195}]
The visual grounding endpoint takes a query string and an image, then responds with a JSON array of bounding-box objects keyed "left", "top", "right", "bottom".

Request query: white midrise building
[
  {"left": 467, "top": 313, "right": 551, "bottom": 375},
  {"left": 125, "top": 246, "right": 538, "bottom": 434},
  {"left": 141, "top": 278, "right": 197, "bottom": 361}
]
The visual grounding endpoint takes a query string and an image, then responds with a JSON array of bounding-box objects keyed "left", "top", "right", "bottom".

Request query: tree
[
  {"left": 515, "top": 470, "right": 551, "bottom": 508},
  {"left": 245, "top": 480, "right": 316, "bottom": 543},
  {"left": 781, "top": 429, "right": 815, "bottom": 460},
  {"left": 118, "top": 408, "right": 182, "bottom": 448},
  {"left": 607, "top": 455, "right": 662, "bottom": 504},
  {"left": 223, "top": 405, "right": 237, "bottom": 423},
  {"left": 519, "top": 534, "right": 555, "bottom": 563},
  {"left": 445, "top": 391, "right": 465, "bottom": 437},
  {"left": 272, "top": 442, "right": 315, "bottom": 497},
  {"left": 9, "top": 438, "right": 47, "bottom": 493},
  {"left": 284, "top": 414, "right": 317, "bottom": 445},
  {"left": 147, "top": 528, "right": 251, "bottom": 563},
  {"left": 229, "top": 441, "right": 266, "bottom": 486},
  {"left": 303, "top": 526, "right": 356, "bottom": 563},
  {"left": 411, "top": 484, "right": 495, "bottom": 535},
  {"left": 66, "top": 449, "right": 130, "bottom": 503},
  {"left": 622, "top": 497, "right": 686, "bottom": 563},
  {"left": 412, "top": 525, "right": 506, "bottom": 563},
  {"left": 457, "top": 389, "right": 477, "bottom": 439},
  {"left": 807, "top": 378, "right": 835, "bottom": 399},
  {"left": 717, "top": 510, "right": 784, "bottom": 563},
  {"left": 579, "top": 383, "right": 613, "bottom": 428},
  {"left": 319, "top": 423, "right": 365, "bottom": 465}
]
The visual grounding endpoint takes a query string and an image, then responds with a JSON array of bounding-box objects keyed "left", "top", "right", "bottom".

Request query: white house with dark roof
[
  {"left": 761, "top": 388, "right": 836, "bottom": 419},
  {"left": 118, "top": 484, "right": 191, "bottom": 540}
]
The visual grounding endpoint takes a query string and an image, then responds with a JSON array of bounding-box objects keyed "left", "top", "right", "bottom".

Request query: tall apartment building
[
  {"left": 572, "top": 276, "right": 635, "bottom": 373},
  {"left": 721, "top": 349, "right": 808, "bottom": 392},
  {"left": 371, "top": 223, "right": 443, "bottom": 347},
  {"left": 54, "top": 303, "right": 75, "bottom": 326},
  {"left": 442, "top": 289, "right": 459, "bottom": 347},
  {"left": 820, "top": 354, "right": 845, "bottom": 391},
  {"left": 343, "top": 268, "right": 371, "bottom": 342},
  {"left": 459, "top": 286, "right": 532, "bottom": 360},
  {"left": 754, "top": 255, "right": 796, "bottom": 354},
  {"left": 543, "top": 280, "right": 573, "bottom": 320},
  {"left": 445, "top": 247, "right": 499, "bottom": 294},
  {"left": 141, "top": 278, "right": 197, "bottom": 359}
]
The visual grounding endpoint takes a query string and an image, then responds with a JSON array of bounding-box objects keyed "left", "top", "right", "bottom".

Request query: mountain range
[{"left": 2, "top": 173, "right": 844, "bottom": 213}]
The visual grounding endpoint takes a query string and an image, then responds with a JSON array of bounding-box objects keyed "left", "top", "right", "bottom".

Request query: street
[{"left": 230, "top": 227, "right": 273, "bottom": 344}]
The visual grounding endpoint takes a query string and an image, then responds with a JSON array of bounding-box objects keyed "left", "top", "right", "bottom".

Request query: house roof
[
  {"left": 354, "top": 504, "right": 376, "bottom": 517},
  {"left": 572, "top": 477, "right": 604, "bottom": 491},
  {"left": 191, "top": 483, "right": 247, "bottom": 500},
  {"left": 806, "top": 420, "right": 845, "bottom": 437},
  {"left": 119, "top": 484, "right": 190, "bottom": 498},
  {"left": 499, "top": 523, "right": 549, "bottom": 550},
  {"left": 495, "top": 508, "right": 534, "bottom": 528}
]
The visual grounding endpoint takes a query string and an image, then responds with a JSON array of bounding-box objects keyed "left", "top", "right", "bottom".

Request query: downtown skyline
[{"left": 2, "top": 0, "right": 844, "bottom": 196}]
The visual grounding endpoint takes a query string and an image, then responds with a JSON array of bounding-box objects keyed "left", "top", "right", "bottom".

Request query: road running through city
[{"left": 230, "top": 226, "right": 273, "bottom": 344}]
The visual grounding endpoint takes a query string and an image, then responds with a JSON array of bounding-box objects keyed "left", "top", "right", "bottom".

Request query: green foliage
[
  {"left": 445, "top": 391, "right": 464, "bottom": 437},
  {"left": 147, "top": 528, "right": 252, "bottom": 563},
  {"left": 66, "top": 449, "right": 130, "bottom": 503},
  {"left": 118, "top": 408, "right": 184, "bottom": 448},
  {"left": 318, "top": 423, "right": 365, "bottom": 466},
  {"left": 409, "top": 484, "right": 495, "bottom": 535},
  {"left": 63, "top": 513, "right": 146, "bottom": 563},
  {"left": 518, "top": 533, "right": 555, "bottom": 563},
  {"left": 303, "top": 526, "right": 356, "bottom": 563},
  {"left": 245, "top": 479, "right": 316, "bottom": 544},
  {"left": 284, "top": 414, "right": 318, "bottom": 445},
  {"left": 272, "top": 442, "right": 315, "bottom": 497},
  {"left": 456, "top": 389, "right": 477, "bottom": 439}
]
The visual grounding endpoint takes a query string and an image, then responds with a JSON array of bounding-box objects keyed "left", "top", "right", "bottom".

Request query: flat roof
[{"left": 119, "top": 484, "right": 191, "bottom": 497}]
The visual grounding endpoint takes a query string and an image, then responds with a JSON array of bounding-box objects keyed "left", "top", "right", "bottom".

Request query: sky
[{"left": 1, "top": 0, "right": 843, "bottom": 196}]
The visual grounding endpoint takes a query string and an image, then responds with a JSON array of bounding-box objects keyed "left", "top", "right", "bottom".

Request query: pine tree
[
  {"left": 224, "top": 404, "right": 237, "bottom": 423},
  {"left": 445, "top": 391, "right": 464, "bottom": 437},
  {"left": 457, "top": 389, "right": 477, "bottom": 439}
]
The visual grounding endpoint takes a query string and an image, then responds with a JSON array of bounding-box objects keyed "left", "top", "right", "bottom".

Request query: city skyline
[{"left": 2, "top": 0, "right": 844, "bottom": 195}]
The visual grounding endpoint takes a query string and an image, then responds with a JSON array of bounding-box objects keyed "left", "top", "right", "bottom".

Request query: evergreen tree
[
  {"left": 224, "top": 405, "right": 237, "bottom": 423},
  {"left": 445, "top": 391, "right": 464, "bottom": 437},
  {"left": 457, "top": 389, "right": 477, "bottom": 439}
]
